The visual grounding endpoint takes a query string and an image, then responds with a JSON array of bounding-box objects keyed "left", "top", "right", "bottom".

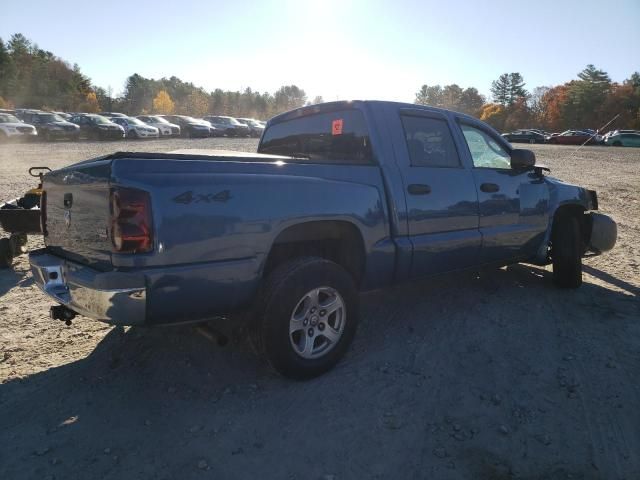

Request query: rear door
[
  {"left": 456, "top": 120, "right": 549, "bottom": 265},
  {"left": 389, "top": 109, "right": 481, "bottom": 277}
]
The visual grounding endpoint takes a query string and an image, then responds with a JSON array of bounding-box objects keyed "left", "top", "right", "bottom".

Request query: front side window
[
  {"left": 259, "top": 109, "right": 373, "bottom": 164},
  {"left": 461, "top": 124, "right": 511, "bottom": 169},
  {"left": 401, "top": 115, "right": 460, "bottom": 168}
]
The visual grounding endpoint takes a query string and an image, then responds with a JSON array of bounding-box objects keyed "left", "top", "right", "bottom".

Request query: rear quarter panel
[{"left": 109, "top": 158, "right": 394, "bottom": 320}]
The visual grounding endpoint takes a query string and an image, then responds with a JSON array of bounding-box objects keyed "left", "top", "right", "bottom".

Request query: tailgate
[{"left": 43, "top": 159, "right": 113, "bottom": 268}]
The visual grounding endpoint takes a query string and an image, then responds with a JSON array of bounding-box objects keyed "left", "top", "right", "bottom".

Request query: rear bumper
[
  {"left": 587, "top": 212, "right": 617, "bottom": 253},
  {"left": 29, "top": 250, "right": 146, "bottom": 325},
  {"left": 29, "top": 249, "right": 261, "bottom": 326}
]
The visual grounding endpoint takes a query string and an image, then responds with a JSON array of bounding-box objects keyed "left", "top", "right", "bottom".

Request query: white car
[
  {"left": 137, "top": 115, "right": 181, "bottom": 137},
  {"left": 0, "top": 113, "right": 38, "bottom": 141},
  {"left": 109, "top": 116, "right": 159, "bottom": 139}
]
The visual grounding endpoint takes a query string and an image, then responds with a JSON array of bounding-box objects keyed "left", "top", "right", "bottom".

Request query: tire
[
  {"left": 552, "top": 216, "right": 582, "bottom": 288},
  {"left": 529, "top": 138, "right": 536, "bottom": 144},
  {"left": 128, "top": 130, "right": 138, "bottom": 139},
  {"left": 0, "top": 238, "right": 14, "bottom": 268},
  {"left": 254, "top": 257, "right": 359, "bottom": 379}
]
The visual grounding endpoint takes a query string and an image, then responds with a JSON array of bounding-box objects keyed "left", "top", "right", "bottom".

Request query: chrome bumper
[
  {"left": 29, "top": 250, "right": 146, "bottom": 325},
  {"left": 588, "top": 212, "right": 617, "bottom": 254}
]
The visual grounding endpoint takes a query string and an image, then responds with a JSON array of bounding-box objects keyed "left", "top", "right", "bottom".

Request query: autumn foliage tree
[
  {"left": 479, "top": 103, "right": 507, "bottom": 130},
  {"left": 78, "top": 91, "right": 100, "bottom": 113},
  {"left": 152, "top": 90, "right": 174, "bottom": 114}
]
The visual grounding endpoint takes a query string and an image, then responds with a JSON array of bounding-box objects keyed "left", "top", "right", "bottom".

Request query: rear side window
[
  {"left": 259, "top": 110, "right": 373, "bottom": 164},
  {"left": 401, "top": 115, "right": 460, "bottom": 168}
]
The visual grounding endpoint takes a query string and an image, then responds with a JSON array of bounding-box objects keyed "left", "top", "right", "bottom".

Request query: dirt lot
[{"left": 0, "top": 139, "right": 638, "bottom": 479}]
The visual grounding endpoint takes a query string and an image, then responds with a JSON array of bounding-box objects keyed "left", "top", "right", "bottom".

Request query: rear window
[{"left": 259, "top": 110, "right": 373, "bottom": 164}]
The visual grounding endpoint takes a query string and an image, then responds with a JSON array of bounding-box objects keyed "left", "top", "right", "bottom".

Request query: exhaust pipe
[{"left": 50, "top": 305, "right": 77, "bottom": 326}]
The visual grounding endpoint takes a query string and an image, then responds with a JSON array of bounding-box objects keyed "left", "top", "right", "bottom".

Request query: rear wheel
[
  {"left": 254, "top": 257, "right": 359, "bottom": 379},
  {"left": 552, "top": 216, "right": 582, "bottom": 288}
]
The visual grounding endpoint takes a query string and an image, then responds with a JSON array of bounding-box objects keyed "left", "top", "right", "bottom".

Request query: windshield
[
  {"left": 88, "top": 115, "right": 112, "bottom": 124},
  {"left": 0, "top": 114, "right": 21, "bottom": 123},
  {"left": 37, "top": 114, "right": 64, "bottom": 123},
  {"left": 127, "top": 117, "right": 146, "bottom": 126},
  {"left": 150, "top": 116, "right": 170, "bottom": 124}
]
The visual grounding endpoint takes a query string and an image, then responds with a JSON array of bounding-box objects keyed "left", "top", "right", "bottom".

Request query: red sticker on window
[{"left": 332, "top": 119, "right": 343, "bottom": 135}]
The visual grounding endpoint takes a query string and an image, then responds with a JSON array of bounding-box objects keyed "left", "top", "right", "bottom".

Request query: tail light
[
  {"left": 110, "top": 187, "right": 153, "bottom": 253},
  {"left": 40, "top": 191, "right": 47, "bottom": 236}
]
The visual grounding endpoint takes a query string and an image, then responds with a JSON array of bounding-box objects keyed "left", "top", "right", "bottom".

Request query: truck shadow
[
  {"left": 0, "top": 263, "right": 34, "bottom": 297},
  {"left": 1, "top": 262, "right": 637, "bottom": 479}
]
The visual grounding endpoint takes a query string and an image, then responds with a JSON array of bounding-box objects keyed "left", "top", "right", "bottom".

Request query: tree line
[
  {"left": 1, "top": 33, "right": 638, "bottom": 130},
  {"left": 0, "top": 33, "right": 314, "bottom": 119},
  {"left": 415, "top": 66, "right": 640, "bottom": 132}
]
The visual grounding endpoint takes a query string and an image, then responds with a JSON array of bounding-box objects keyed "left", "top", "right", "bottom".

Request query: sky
[{"left": 2, "top": 0, "right": 639, "bottom": 102}]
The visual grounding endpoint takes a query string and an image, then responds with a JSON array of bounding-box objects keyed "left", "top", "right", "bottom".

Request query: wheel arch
[
  {"left": 263, "top": 220, "right": 367, "bottom": 287},
  {"left": 552, "top": 204, "right": 589, "bottom": 252}
]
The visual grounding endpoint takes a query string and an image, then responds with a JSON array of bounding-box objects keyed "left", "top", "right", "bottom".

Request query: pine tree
[
  {"left": 507, "top": 73, "right": 527, "bottom": 104},
  {"left": 490, "top": 74, "right": 510, "bottom": 106}
]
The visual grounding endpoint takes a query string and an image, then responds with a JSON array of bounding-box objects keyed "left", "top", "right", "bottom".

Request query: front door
[
  {"left": 457, "top": 121, "right": 550, "bottom": 265},
  {"left": 393, "top": 110, "right": 481, "bottom": 278}
]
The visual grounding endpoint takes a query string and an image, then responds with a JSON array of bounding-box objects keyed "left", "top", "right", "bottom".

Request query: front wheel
[
  {"left": 552, "top": 216, "right": 582, "bottom": 288},
  {"left": 255, "top": 257, "right": 359, "bottom": 379}
]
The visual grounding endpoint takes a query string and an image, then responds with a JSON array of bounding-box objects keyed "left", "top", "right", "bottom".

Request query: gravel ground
[{"left": 0, "top": 140, "right": 639, "bottom": 480}]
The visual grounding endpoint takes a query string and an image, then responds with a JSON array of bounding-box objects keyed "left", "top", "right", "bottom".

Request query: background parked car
[
  {"left": 159, "top": 115, "right": 211, "bottom": 138},
  {"left": 137, "top": 115, "right": 181, "bottom": 137},
  {"left": 237, "top": 118, "right": 265, "bottom": 138},
  {"left": 99, "top": 112, "right": 127, "bottom": 118},
  {"left": 604, "top": 130, "right": 640, "bottom": 147},
  {"left": 69, "top": 114, "right": 125, "bottom": 140},
  {"left": 501, "top": 129, "right": 546, "bottom": 144},
  {"left": 51, "top": 111, "right": 72, "bottom": 121},
  {"left": 109, "top": 116, "right": 159, "bottom": 139},
  {"left": 203, "top": 115, "right": 250, "bottom": 137},
  {"left": 546, "top": 130, "right": 597, "bottom": 145},
  {"left": 0, "top": 113, "right": 38, "bottom": 142},
  {"left": 20, "top": 112, "right": 80, "bottom": 141},
  {"left": 196, "top": 118, "right": 222, "bottom": 137}
]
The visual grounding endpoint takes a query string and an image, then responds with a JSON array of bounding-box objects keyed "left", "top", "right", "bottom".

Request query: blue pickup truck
[{"left": 29, "top": 100, "right": 617, "bottom": 378}]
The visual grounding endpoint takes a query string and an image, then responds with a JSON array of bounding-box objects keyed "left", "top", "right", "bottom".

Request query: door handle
[
  {"left": 408, "top": 184, "right": 431, "bottom": 195},
  {"left": 480, "top": 183, "right": 500, "bottom": 193}
]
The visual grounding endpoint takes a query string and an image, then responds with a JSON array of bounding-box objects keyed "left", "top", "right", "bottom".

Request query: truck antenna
[{"left": 566, "top": 113, "right": 620, "bottom": 160}]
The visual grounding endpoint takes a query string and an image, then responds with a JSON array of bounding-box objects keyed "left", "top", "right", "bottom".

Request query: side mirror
[{"left": 510, "top": 149, "right": 536, "bottom": 170}]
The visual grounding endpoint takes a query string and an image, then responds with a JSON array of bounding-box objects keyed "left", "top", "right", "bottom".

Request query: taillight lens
[
  {"left": 110, "top": 187, "right": 153, "bottom": 253},
  {"left": 40, "top": 191, "right": 47, "bottom": 236}
]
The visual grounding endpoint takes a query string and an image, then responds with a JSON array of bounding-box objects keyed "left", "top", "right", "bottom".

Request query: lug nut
[
  {"left": 308, "top": 328, "right": 314, "bottom": 337},
  {"left": 303, "top": 318, "right": 309, "bottom": 326},
  {"left": 320, "top": 309, "right": 326, "bottom": 317},
  {"left": 318, "top": 323, "right": 325, "bottom": 331},
  {"left": 310, "top": 307, "right": 317, "bottom": 313}
]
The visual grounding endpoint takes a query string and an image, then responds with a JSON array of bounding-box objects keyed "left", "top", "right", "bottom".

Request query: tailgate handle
[{"left": 63, "top": 193, "right": 73, "bottom": 208}]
